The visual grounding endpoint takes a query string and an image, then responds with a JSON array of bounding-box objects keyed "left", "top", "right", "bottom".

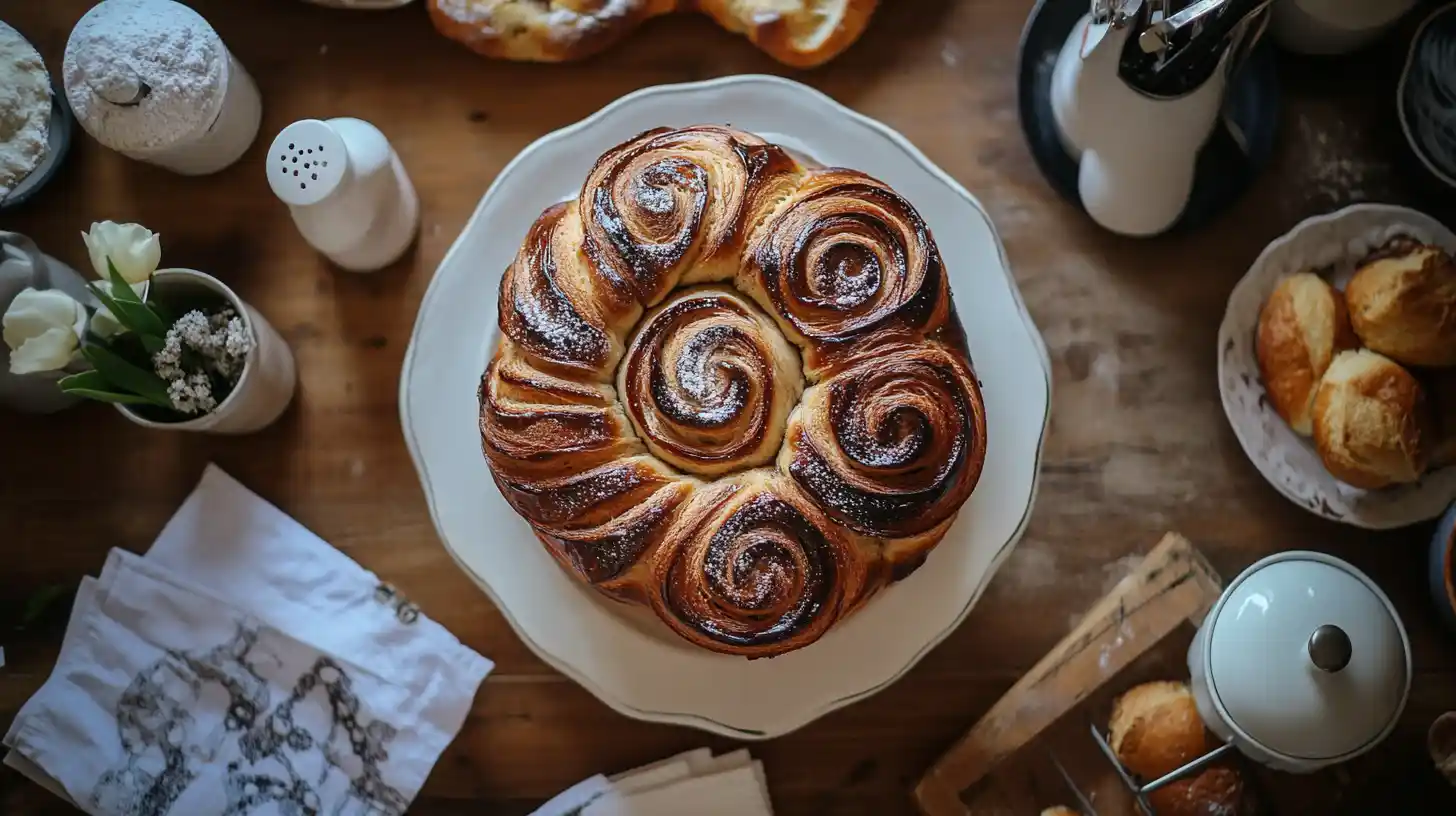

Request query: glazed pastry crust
[
  {"left": 479, "top": 125, "right": 985, "bottom": 657},
  {"left": 1312, "top": 349, "right": 1432, "bottom": 490},
  {"left": 1346, "top": 243, "right": 1456, "bottom": 368},
  {"left": 1256, "top": 272, "right": 1359, "bottom": 436},
  {"left": 427, "top": 0, "right": 879, "bottom": 67}
]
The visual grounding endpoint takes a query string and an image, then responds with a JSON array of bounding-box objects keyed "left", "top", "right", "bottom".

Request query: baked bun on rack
[
  {"left": 1109, "top": 681, "right": 1250, "bottom": 816},
  {"left": 427, "top": 0, "right": 879, "bottom": 67},
  {"left": 479, "top": 125, "right": 985, "bottom": 657}
]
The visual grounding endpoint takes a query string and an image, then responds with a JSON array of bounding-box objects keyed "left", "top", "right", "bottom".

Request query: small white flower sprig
[
  {"left": 152, "top": 308, "right": 252, "bottom": 415},
  {"left": 1, "top": 222, "right": 255, "bottom": 417}
]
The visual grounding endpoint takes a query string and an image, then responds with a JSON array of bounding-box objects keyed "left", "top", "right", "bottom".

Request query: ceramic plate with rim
[
  {"left": 400, "top": 74, "right": 1051, "bottom": 738},
  {"left": 1218, "top": 203, "right": 1456, "bottom": 530}
]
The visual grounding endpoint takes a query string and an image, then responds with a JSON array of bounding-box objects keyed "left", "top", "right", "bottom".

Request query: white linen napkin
[
  {"left": 530, "top": 748, "right": 774, "bottom": 816},
  {"left": 3, "top": 464, "right": 492, "bottom": 816}
]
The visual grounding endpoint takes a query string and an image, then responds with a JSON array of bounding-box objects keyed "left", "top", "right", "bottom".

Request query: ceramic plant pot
[{"left": 115, "top": 268, "right": 296, "bottom": 434}]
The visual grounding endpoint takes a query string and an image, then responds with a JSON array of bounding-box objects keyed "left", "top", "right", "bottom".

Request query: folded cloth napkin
[
  {"left": 4, "top": 464, "right": 492, "bottom": 816},
  {"left": 531, "top": 748, "right": 774, "bottom": 816}
]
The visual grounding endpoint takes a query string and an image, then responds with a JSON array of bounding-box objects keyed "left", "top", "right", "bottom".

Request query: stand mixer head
[{"left": 1093, "top": 0, "right": 1273, "bottom": 98}]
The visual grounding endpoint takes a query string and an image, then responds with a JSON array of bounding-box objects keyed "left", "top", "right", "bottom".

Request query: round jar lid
[{"left": 1204, "top": 551, "right": 1410, "bottom": 760}]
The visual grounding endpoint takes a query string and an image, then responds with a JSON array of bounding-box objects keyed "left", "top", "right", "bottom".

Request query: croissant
[
  {"left": 427, "top": 0, "right": 879, "bottom": 68},
  {"left": 480, "top": 125, "right": 986, "bottom": 657}
]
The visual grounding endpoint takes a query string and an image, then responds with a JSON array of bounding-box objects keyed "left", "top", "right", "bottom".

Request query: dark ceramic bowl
[
  {"left": 0, "top": 80, "right": 74, "bottom": 212},
  {"left": 1428, "top": 502, "right": 1456, "bottom": 637}
]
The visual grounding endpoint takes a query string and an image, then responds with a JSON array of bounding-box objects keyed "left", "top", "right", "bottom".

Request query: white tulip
[
  {"left": 81, "top": 221, "right": 161, "bottom": 284},
  {"left": 3, "top": 288, "right": 87, "bottom": 375}
]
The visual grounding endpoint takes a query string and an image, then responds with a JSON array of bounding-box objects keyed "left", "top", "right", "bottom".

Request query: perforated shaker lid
[
  {"left": 266, "top": 120, "right": 348, "bottom": 207},
  {"left": 1203, "top": 551, "right": 1410, "bottom": 761}
]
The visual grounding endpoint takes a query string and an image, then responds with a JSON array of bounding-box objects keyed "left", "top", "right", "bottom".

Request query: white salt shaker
[
  {"left": 63, "top": 0, "right": 262, "bottom": 176},
  {"left": 265, "top": 118, "right": 420, "bottom": 272}
]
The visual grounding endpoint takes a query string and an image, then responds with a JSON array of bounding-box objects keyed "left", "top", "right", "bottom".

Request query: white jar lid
[{"left": 1204, "top": 551, "right": 1410, "bottom": 760}]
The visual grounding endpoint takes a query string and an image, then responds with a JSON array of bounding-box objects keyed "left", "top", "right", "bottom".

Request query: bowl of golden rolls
[{"left": 1219, "top": 204, "right": 1456, "bottom": 529}]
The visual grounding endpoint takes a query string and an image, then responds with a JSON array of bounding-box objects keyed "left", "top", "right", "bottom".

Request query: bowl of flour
[{"left": 0, "top": 21, "right": 72, "bottom": 211}]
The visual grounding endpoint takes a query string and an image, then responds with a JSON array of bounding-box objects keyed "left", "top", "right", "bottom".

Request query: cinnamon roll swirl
[
  {"left": 780, "top": 339, "right": 986, "bottom": 551},
  {"left": 740, "top": 169, "right": 951, "bottom": 376},
  {"left": 479, "top": 125, "right": 986, "bottom": 658},
  {"left": 620, "top": 286, "right": 803, "bottom": 476},
  {"left": 581, "top": 126, "right": 802, "bottom": 307},
  {"left": 481, "top": 346, "right": 640, "bottom": 478},
  {"left": 499, "top": 202, "right": 636, "bottom": 379},
  {"left": 648, "top": 471, "right": 877, "bottom": 657}
]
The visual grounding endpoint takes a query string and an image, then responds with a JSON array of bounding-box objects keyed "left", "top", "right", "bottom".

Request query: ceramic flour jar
[
  {"left": 1187, "top": 551, "right": 1411, "bottom": 773},
  {"left": 62, "top": 0, "right": 262, "bottom": 175}
]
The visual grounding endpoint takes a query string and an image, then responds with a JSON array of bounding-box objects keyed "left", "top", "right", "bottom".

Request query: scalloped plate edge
[{"left": 399, "top": 74, "right": 1052, "bottom": 738}]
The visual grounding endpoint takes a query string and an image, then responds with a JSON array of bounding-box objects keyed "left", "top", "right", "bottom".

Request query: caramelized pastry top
[{"left": 481, "top": 125, "right": 984, "bottom": 658}]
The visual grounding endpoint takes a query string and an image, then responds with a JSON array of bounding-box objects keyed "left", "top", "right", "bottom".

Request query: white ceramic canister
[
  {"left": 265, "top": 118, "right": 420, "bottom": 272},
  {"left": 1187, "top": 551, "right": 1411, "bottom": 773},
  {"left": 1271, "top": 0, "right": 1419, "bottom": 55},
  {"left": 63, "top": 0, "right": 262, "bottom": 176},
  {"left": 116, "top": 269, "right": 296, "bottom": 434}
]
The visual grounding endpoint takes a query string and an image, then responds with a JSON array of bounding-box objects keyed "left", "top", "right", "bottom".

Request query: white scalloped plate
[
  {"left": 1219, "top": 203, "right": 1456, "bottom": 530},
  {"left": 400, "top": 75, "right": 1051, "bottom": 738}
]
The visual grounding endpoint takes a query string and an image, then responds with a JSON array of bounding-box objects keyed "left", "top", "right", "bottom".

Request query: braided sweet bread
[
  {"left": 480, "top": 125, "right": 987, "bottom": 657},
  {"left": 428, "top": 0, "right": 879, "bottom": 68}
]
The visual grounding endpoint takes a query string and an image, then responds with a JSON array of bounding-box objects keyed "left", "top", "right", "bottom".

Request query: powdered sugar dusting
[
  {"left": 433, "top": 0, "right": 496, "bottom": 28},
  {"left": 1097, "top": 619, "right": 1135, "bottom": 674},
  {"left": 1290, "top": 112, "right": 1393, "bottom": 208},
  {"left": 436, "top": 0, "right": 636, "bottom": 36},
  {"left": 63, "top": 0, "right": 226, "bottom": 152}
]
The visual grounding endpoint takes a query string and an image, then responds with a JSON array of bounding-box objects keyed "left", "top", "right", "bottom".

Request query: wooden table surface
[{"left": 3, "top": 1, "right": 1455, "bottom": 813}]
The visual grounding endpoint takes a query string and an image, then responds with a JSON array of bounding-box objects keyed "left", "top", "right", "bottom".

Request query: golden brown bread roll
[
  {"left": 427, "top": 0, "right": 879, "bottom": 67},
  {"left": 479, "top": 125, "right": 983, "bottom": 657},
  {"left": 1257, "top": 272, "right": 1360, "bottom": 435},
  {"left": 1109, "top": 681, "right": 1248, "bottom": 816},
  {"left": 1040, "top": 808, "right": 1081, "bottom": 816},
  {"left": 1312, "top": 349, "right": 1432, "bottom": 489},
  {"left": 1346, "top": 242, "right": 1456, "bottom": 367}
]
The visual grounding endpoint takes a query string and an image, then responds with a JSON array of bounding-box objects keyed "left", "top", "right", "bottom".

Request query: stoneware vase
[
  {"left": 116, "top": 268, "right": 296, "bottom": 434},
  {"left": 0, "top": 232, "right": 95, "bottom": 414}
]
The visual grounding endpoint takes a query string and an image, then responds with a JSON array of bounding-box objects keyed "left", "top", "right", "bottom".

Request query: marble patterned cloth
[{"left": 3, "top": 465, "right": 492, "bottom": 816}]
